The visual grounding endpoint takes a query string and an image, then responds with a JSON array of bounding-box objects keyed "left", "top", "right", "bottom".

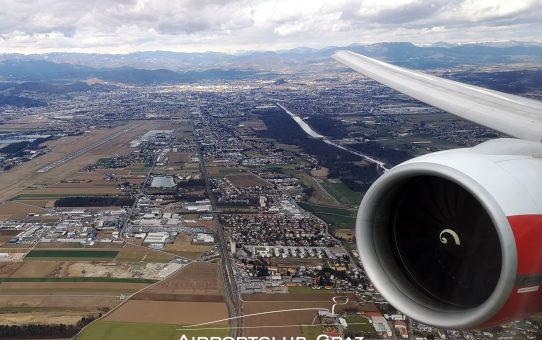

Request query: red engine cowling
[{"left": 356, "top": 138, "right": 542, "bottom": 329}]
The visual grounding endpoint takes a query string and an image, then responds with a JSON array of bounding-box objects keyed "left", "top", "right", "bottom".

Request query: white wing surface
[{"left": 333, "top": 50, "right": 542, "bottom": 143}]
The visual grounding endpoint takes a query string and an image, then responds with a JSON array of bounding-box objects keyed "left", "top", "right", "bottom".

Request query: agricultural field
[
  {"left": 0, "top": 201, "right": 47, "bottom": 220},
  {"left": 0, "top": 294, "right": 120, "bottom": 326},
  {"left": 134, "top": 262, "right": 224, "bottom": 299},
  {"left": 115, "top": 244, "right": 176, "bottom": 263},
  {"left": 0, "top": 281, "right": 149, "bottom": 295},
  {"left": 25, "top": 249, "right": 119, "bottom": 260},
  {"left": 163, "top": 234, "right": 211, "bottom": 259},
  {"left": 344, "top": 315, "right": 373, "bottom": 335},
  {"left": 106, "top": 300, "right": 228, "bottom": 324},
  {"left": 102, "top": 262, "right": 229, "bottom": 330},
  {"left": 168, "top": 152, "right": 193, "bottom": 164},
  {"left": 310, "top": 166, "right": 329, "bottom": 178},
  {"left": 238, "top": 115, "right": 267, "bottom": 130},
  {"left": 300, "top": 325, "right": 324, "bottom": 340},
  {"left": 334, "top": 229, "right": 355, "bottom": 243},
  {"left": 289, "top": 172, "right": 339, "bottom": 208},
  {"left": 10, "top": 261, "right": 61, "bottom": 277},
  {"left": 0, "top": 287, "right": 140, "bottom": 326},
  {"left": 320, "top": 179, "right": 362, "bottom": 207},
  {"left": 297, "top": 202, "right": 356, "bottom": 230},
  {"left": 0, "top": 277, "right": 156, "bottom": 283},
  {"left": 75, "top": 320, "right": 228, "bottom": 340}
]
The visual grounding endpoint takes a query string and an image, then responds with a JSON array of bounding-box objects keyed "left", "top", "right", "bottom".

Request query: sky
[{"left": 0, "top": 0, "right": 541, "bottom": 54}]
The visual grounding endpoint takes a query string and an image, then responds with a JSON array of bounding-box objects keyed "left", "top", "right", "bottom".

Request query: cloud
[{"left": 0, "top": 0, "right": 540, "bottom": 53}]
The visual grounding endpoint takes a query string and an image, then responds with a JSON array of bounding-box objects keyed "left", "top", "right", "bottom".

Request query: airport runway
[{"left": 37, "top": 125, "right": 138, "bottom": 173}]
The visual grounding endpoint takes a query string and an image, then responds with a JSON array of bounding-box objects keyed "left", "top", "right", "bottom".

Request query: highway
[
  {"left": 196, "top": 135, "right": 243, "bottom": 337},
  {"left": 278, "top": 103, "right": 388, "bottom": 171}
]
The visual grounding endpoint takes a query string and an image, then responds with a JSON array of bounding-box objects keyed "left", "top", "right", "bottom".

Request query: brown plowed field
[
  {"left": 133, "top": 293, "right": 224, "bottom": 302},
  {"left": 105, "top": 262, "right": 229, "bottom": 326},
  {"left": 105, "top": 300, "right": 229, "bottom": 325},
  {"left": 0, "top": 294, "right": 120, "bottom": 325},
  {"left": 135, "top": 262, "right": 223, "bottom": 298},
  {"left": 0, "top": 282, "right": 149, "bottom": 290},
  {"left": 0, "top": 201, "right": 46, "bottom": 220},
  {"left": 11, "top": 261, "right": 61, "bottom": 277},
  {"left": 0, "top": 263, "right": 22, "bottom": 277}
]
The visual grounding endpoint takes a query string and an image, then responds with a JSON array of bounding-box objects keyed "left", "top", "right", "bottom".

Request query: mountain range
[{"left": 0, "top": 41, "right": 541, "bottom": 85}]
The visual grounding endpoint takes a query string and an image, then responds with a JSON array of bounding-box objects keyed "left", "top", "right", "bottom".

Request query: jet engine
[{"left": 356, "top": 138, "right": 542, "bottom": 329}]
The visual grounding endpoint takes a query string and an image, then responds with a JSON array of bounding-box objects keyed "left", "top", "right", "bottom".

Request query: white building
[
  {"left": 144, "top": 232, "right": 170, "bottom": 243},
  {"left": 193, "top": 233, "right": 214, "bottom": 244}
]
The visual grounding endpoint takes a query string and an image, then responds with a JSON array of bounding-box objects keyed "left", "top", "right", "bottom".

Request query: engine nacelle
[{"left": 356, "top": 138, "right": 542, "bottom": 329}]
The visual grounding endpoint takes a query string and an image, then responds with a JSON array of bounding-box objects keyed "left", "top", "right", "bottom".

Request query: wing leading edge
[{"left": 333, "top": 50, "right": 542, "bottom": 143}]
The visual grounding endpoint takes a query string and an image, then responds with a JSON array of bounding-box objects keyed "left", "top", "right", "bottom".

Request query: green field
[
  {"left": 321, "top": 180, "right": 362, "bottom": 206},
  {"left": 345, "top": 315, "right": 373, "bottom": 335},
  {"left": 0, "top": 277, "right": 157, "bottom": 284},
  {"left": 26, "top": 249, "right": 119, "bottom": 259},
  {"left": 96, "top": 158, "right": 111, "bottom": 165},
  {"left": 300, "top": 324, "right": 324, "bottom": 340},
  {"left": 75, "top": 321, "right": 229, "bottom": 340},
  {"left": 288, "top": 286, "right": 336, "bottom": 294},
  {"left": 298, "top": 202, "right": 356, "bottom": 229}
]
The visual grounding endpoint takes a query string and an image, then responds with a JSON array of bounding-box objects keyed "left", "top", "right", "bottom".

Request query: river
[{"left": 277, "top": 103, "right": 388, "bottom": 172}]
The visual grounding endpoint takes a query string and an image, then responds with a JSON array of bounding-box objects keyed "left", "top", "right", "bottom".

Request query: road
[
  {"left": 195, "top": 133, "right": 243, "bottom": 337},
  {"left": 119, "top": 151, "right": 157, "bottom": 240},
  {"left": 277, "top": 103, "right": 388, "bottom": 172}
]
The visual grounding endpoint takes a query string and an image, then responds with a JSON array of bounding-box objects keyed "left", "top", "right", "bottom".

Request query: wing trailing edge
[{"left": 333, "top": 50, "right": 542, "bottom": 143}]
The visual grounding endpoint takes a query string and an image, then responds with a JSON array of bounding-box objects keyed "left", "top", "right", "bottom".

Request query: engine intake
[
  {"left": 357, "top": 139, "right": 542, "bottom": 329},
  {"left": 389, "top": 176, "right": 501, "bottom": 308}
]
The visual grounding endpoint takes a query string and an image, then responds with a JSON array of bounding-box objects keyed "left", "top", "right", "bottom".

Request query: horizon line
[{"left": 1, "top": 39, "right": 541, "bottom": 57}]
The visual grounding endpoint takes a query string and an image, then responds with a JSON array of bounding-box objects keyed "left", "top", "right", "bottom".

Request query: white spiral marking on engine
[{"left": 440, "top": 229, "right": 461, "bottom": 246}]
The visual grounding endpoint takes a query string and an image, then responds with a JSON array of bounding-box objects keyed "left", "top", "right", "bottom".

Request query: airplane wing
[{"left": 333, "top": 50, "right": 542, "bottom": 143}]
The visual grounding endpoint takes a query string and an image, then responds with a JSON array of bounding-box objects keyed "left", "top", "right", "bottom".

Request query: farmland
[
  {"left": 297, "top": 202, "right": 356, "bottom": 230},
  {"left": 115, "top": 244, "right": 176, "bottom": 263},
  {"left": 26, "top": 249, "right": 119, "bottom": 260},
  {"left": 0, "top": 277, "right": 156, "bottom": 283},
  {"left": 133, "top": 262, "right": 225, "bottom": 300},
  {"left": 320, "top": 179, "right": 362, "bottom": 206},
  {"left": 0, "top": 294, "right": 120, "bottom": 326},
  {"left": 106, "top": 300, "right": 228, "bottom": 324},
  {"left": 95, "top": 262, "right": 230, "bottom": 337},
  {"left": 163, "top": 234, "right": 211, "bottom": 259},
  {"left": 75, "top": 321, "right": 228, "bottom": 340},
  {"left": 344, "top": 315, "right": 373, "bottom": 335}
]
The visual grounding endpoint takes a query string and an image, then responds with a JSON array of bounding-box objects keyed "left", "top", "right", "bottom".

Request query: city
[{"left": 1, "top": 40, "right": 542, "bottom": 339}]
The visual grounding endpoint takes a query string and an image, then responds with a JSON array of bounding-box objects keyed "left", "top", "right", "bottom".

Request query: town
[{"left": 0, "top": 63, "right": 540, "bottom": 340}]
